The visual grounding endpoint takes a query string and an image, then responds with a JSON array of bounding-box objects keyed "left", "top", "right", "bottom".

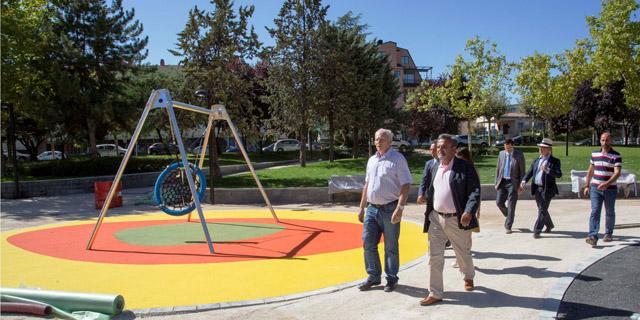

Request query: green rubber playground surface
[{"left": 114, "top": 222, "right": 285, "bottom": 246}]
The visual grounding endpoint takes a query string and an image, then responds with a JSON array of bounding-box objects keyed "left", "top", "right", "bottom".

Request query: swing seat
[{"left": 154, "top": 162, "right": 207, "bottom": 216}]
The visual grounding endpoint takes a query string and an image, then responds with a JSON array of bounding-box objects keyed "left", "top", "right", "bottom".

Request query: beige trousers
[{"left": 427, "top": 210, "right": 475, "bottom": 299}]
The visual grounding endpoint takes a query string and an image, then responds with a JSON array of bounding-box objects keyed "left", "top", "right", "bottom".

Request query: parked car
[
  {"left": 306, "top": 141, "right": 323, "bottom": 151},
  {"left": 96, "top": 144, "right": 127, "bottom": 157},
  {"left": 37, "top": 150, "right": 64, "bottom": 160},
  {"left": 148, "top": 142, "right": 179, "bottom": 155},
  {"left": 263, "top": 139, "right": 300, "bottom": 152},
  {"left": 391, "top": 139, "right": 411, "bottom": 152},
  {"left": 455, "top": 135, "right": 488, "bottom": 147},
  {"left": 574, "top": 138, "right": 592, "bottom": 146},
  {"left": 2, "top": 150, "right": 30, "bottom": 161}
]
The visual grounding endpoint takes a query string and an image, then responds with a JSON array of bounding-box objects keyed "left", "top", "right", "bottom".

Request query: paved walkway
[{"left": 1, "top": 190, "right": 639, "bottom": 319}]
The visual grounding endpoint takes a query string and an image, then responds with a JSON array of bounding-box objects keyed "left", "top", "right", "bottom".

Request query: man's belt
[
  {"left": 434, "top": 210, "right": 456, "bottom": 217},
  {"left": 369, "top": 200, "right": 398, "bottom": 208}
]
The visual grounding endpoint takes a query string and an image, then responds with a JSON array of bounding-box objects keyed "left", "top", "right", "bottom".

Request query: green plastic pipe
[{"left": 0, "top": 288, "right": 124, "bottom": 316}]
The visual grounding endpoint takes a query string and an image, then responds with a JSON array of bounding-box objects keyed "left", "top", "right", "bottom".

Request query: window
[
  {"left": 403, "top": 73, "right": 415, "bottom": 84},
  {"left": 401, "top": 56, "right": 409, "bottom": 64},
  {"left": 393, "top": 71, "right": 400, "bottom": 78}
]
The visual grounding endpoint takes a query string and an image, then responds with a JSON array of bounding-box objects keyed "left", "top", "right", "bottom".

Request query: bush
[
  {"left": 486, "top": 146, "right": 501, "bottom": 156},
  {"left": 17, "top": 157, "right": 176, "bottom": 178}
]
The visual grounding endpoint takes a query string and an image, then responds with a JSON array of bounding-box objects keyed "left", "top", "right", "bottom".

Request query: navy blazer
[
  {"left": 522, "top": 155, "right": 562, "bottom": 196},
  {"left": 422, "top": 157, "right": 481, "bottom": 233}
]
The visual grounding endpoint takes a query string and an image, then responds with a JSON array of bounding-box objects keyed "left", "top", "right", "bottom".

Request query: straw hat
[{"left": 537, "top": 138, "right": 553, "bottom": 148}]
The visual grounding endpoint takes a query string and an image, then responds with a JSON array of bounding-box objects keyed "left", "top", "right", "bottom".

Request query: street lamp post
[
  {"left": 2, "top": 102, "right": 20, "bottom": 198},
  {"left": 195, "top": 89, "right": 215, "bottom": 204}
]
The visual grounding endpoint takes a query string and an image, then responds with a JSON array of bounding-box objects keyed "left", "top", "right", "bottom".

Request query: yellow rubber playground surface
[{"left": 1, "top": 209, "right": 426, "bottom": 311}]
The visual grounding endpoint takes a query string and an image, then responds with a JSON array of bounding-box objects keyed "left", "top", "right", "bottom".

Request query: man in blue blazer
[{"left": 521, "top": 138, "right": 562, "bottom": 238}]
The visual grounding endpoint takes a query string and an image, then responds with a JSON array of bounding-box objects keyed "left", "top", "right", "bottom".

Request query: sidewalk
[{"left": 1, "top": 192, "right": 639, "bottom": 319}]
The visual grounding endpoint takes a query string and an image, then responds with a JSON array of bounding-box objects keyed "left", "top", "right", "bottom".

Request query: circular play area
[{"left": 1, "top": 209, "right": 425, "bottom": 311}]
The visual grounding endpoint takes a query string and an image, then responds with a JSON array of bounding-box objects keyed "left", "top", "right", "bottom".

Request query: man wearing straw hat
[{"left": 521, "top": 138, "right": 562, "bottom": 239}]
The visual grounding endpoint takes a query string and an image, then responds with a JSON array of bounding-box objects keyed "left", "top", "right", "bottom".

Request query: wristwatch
[{"left": 397, "top": 205, "right": 405, "bottom": 211}]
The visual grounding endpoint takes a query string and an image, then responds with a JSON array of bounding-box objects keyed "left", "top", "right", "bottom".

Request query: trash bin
[{"left": 94, "top": 181, "right": 122, "bottom": 209}]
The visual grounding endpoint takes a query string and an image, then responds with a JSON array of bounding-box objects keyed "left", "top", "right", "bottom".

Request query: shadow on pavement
[
  {"left": 442, "top": 286, "right": 555, "bottom": 311},
  {"left": 475, "top": 266, "right": 574, "bottom": 279},
  {"left": 472, "top": 251, "right": 561, "bottom": 261}
]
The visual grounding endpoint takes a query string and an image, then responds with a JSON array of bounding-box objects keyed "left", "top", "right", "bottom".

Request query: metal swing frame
[{"left": 86, "top": 89, "right": 279, "bottom": 254}]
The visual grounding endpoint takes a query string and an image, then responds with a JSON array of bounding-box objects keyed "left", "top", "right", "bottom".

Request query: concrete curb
[
  {"left": 538, "top": 239, "right": 640, "bottom": 320},
  {"left": 129, "top": 220, "right": 428, "bottom": 317}
]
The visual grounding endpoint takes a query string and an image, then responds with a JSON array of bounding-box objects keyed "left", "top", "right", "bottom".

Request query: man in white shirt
[{"left": 357, "top": 128, "right": 412, "bottom": 293}]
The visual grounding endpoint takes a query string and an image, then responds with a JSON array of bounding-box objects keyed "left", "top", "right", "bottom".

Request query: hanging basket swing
[{"left": 154, "top": 162, "right": 207, "bottom": 216}]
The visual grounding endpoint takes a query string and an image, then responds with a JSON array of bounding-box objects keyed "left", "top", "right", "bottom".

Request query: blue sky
[{"left": 123, "top": 0, "right": 603, "bottom": 80}]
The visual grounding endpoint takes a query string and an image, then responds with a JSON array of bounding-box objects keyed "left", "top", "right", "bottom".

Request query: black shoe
[
  {"left": 585, "top": 237, "right": 598, "bottom": 247},
  {"left": 445, "top": 240, "right": 451, "bottom": 248},
  {"left": 358, "top": 280, "right": 381, "bottom": 291},
  {"left": 384, "top": 282, "right": 397, "bottom": 292},
  {"left": 533, "top": 233, "right": 541, "bottom": 239},
  {"left": 544, "top": 227, "right": 553, "bottom": 233}
]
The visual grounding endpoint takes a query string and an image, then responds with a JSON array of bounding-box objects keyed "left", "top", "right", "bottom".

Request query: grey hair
[
  {"left": 438, "top": 133, "right": 456, "bottom": 146},
  {"left": 375, "top": 128, "right": 394, "bottom": 141}
]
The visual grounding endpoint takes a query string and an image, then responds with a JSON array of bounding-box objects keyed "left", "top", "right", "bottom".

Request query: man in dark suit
[
  {"left": 419, "top": 134, "right": 481, "bottom": 306},
  {"left": 495, "top": 138, "right": 526, "bottom": 233},
  {"left": 417, "top": 142, "right": 437, "bottom": 205},
  {"left": 521, "top": 138, "right": 562, "bottom": 239}
]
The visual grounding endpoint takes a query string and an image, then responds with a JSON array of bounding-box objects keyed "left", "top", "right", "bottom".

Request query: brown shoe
[
  {"left": 464, "top": 279, "right": 474, "bottom": 291},
  {"left": 603, "top": 234, "right": 613, "bottom": 242},
  {"left": 419, "top": 296, "right": 443, "bottom": 306}
]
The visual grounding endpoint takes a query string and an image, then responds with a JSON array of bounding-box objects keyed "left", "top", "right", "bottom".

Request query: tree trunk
[
  {"left": 487, "top": 118, "right": 492, "bottom": 146},
  {"left": 565, "top": 128, "right": 569, "bottom": 156},
  {"left": 87, "top": 118, "right": 98, "bottom": 158},
  {"left": 368, "top": 128, "right": 373, "bottom": 157},
  {"left": 351, "top": 127, "right": 359, "bottom": 159},
  {"left": 467, "top": 120, "right": 473, "bottom": 161},
  {"left": 328, "top": 111, "right": 335, "bottom": 162},
  {"left": 209, "top": 123, "right": 222, "bottom": 179},
  {"left": 299, "top": 126, "right": 308, "bottom": 167}
]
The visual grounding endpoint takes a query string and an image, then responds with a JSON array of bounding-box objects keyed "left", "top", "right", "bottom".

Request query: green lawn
[{"left": 211, "top": 146, "right": 640, "bottom": 188}]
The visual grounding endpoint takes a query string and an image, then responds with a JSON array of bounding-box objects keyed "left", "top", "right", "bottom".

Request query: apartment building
[{"left": 377, "top": 41, "right": 432, "bottom": 109}]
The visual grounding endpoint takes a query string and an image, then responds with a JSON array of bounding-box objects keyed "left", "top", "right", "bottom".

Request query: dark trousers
[
  {"left": 533, "top": 189, "right": 554, "bottom": 233},
  {"left": 496, "top": 178, "right": 518, "bottom": 230}
]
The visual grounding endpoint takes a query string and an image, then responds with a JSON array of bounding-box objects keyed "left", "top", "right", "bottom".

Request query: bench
[
  {"left": 328, "top": 175, "right": 365, "bottom": 194},
  {"left": 570, "top": 169, "right": 637, "bottom": 198}
]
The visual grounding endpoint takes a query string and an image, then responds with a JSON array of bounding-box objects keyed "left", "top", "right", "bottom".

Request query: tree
[
  {"left": 514, "top": 52, "right": 569, "bottom": 137},
  {"left": 479, "top": 91, "right": 508, "bottom": 145},
  {"left": 587, "top": 0, "right": 640, "bottom": 110},
  {"left": 48, "top": 0, "right": 148, "bottom": 157},
  {"left": 409, "top": 37, "right": 510, "bottom": 157},
  {"left": 266, "top": 0, "right": 328, "bottom": 167},
  {"left": 1, "top": 0, "right": 58, "bottom": 156},
  {"left": 171, "top": 0, "right": 261, "bottom": 177}
]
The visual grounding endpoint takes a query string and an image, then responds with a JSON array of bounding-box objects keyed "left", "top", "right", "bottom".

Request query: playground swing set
[{"left": 85, "top": 89, "right": 280, "bottom": 254}]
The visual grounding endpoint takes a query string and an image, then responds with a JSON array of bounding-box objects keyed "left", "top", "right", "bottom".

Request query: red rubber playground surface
[{"left": 1, "top": 209, "right": 425, "bottom": 310}]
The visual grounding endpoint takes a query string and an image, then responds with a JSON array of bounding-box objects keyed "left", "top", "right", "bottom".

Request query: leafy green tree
[
  {"left": 409, "top": 37, "right": 510, "bottom": 156},
  {"left": 171, "top": 0, "right": 261, "bottom": 176},
  {"left": 1, "top": 0, "right": 58, "bottom": 156},
  {"left": 587, "top": 0, "right": 640, "bottom": 110},
  {"left": 266, "top": 0, "right": 328, "bottom": 166},
  {"left": 514, "top": 52, "right": 567, "bottom": 136},
  {"left": 479, "top": 91, "right": 508, "bottom": 145},
  {"left": 47, "top": 0, "right": 148, "bottom": 157}
]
